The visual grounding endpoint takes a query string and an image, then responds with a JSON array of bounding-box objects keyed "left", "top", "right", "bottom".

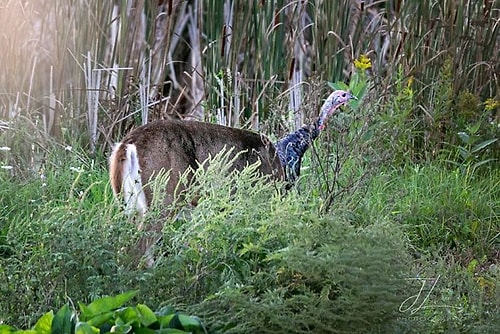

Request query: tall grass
[
  {"left": 1, "top": 0, "right": 497, "bottom": 164},
  {"left": 1, "top": 146, "right": 497, "bottom": 331}
]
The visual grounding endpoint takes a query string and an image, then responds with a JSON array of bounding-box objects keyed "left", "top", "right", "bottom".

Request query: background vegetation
[{"left": 0, "top": 0, "right": 498, "bottom": 332}]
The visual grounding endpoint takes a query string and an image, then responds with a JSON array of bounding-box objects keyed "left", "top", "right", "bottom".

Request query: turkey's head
[{"left": 317, "top": 90, "right": 356, "bottom": 130}]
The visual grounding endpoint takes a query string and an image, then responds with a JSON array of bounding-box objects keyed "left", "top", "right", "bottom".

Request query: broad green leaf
[
  {"left": 158, "top": 314, "right": 176, "bottom": 328},
  {"left": 109, "top": 324, "right": 132, "bottom": 334},
  {"left": 136, "top": 304, "right": 157, "bottom": 327},
  {"left": 75, "top": 322, "right": 99, "bottom": 334},
  {"left": 78, "top": 302, "right": 91, "bottom": 319},
  {"left": 457, "top": 131, "right": 470, "bottom": 144},
  {"left": 158, "top": 330, "right": 190, "bottom": 334},
  {"left": 468, "top": 121, "right": 482, "bottom": 135},
  {"left": 177, "top": 314, "right": 203, "bottom": 331},
  {"left": 83, "top": 291, "right": 138, "bottom": 319},
  {"left": 471, "top": 138, "right": 497, "bottom": 154},
  {"left": 329, "top": 81, "right": 349, "bottom": 91},
  {"left": 51, "top": 305, "right": 73, "bottom": 334},
  {"left": 32, "top": 311, "right": 54, "bottom": 334},
  {"left": 156, "top": 306, "right": 176, "bottom": 317},
  {"left": 116, "top": 306, "right": 139, "bottom": 324},
  {"left": 131, "top": 328, "right": 157, "bottom": 334},
  {"left": 351, "top": 81, "right": 367, "bottom": 97},
  {"left": 86, "top": 311, "right": 115, "bottom": 328},
  {"left": 0, "top": 325, "right": 18, "bottom": 334}
]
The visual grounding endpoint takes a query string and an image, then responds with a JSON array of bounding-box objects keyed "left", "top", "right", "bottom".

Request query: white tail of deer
[{"left": 109, "top": 142, "right": 148, "bottom": 215}]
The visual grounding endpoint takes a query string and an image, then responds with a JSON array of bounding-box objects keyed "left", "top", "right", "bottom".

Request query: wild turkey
[
  {"left": 109, "top": 89, "right": 355, "bottom": 214},
  {"left": 275, "top": 90, "right": 356, "bottom": 183}
]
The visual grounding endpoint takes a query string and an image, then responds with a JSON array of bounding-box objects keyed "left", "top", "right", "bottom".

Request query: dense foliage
[
  {"left": 0, "top": 0, "right": 498, "bottom": 333},
  {"left": 0, "top": 146, "right": 498, "bottom": 332},
  {"left": 0, "top": 291, "right": 206, "bottom": 333}
]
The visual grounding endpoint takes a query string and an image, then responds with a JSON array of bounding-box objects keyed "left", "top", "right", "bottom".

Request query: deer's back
[{"left": 120, "top": 119, "right": 284, "bottom": 204}]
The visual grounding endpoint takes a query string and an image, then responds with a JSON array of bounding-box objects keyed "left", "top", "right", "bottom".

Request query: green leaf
[
  {"left": 136, "top": 304, "right": 158, "bottom": 327},
  {"left": 468, "top": 121, "right": 482, "bottom": 135},
  {"left": 156, "top": 306, "right": 176, "bottom": 317},
  {"left": 77, "top": 303, "right": 92, "bottom": 319},
  {"left": 131, "top": 328, "right": 157, "bottom": 334},
  {"left": 329, "top": 81, "right": 349, "bottom": 91},
  {"left": 350, "top": 81, "right": 367, "bottom": 97},
  {"left": 0, "top": 325, "right": 18, "bottom": 334},
  {"left": 177, "top": 315, "right": 203, "bottom": 331},
  {"left": 458, "top": 147, "right": 470, "bottom": 160},
  {"left": 457, "top": 131, "right": 470, "bottom": 144},
  {"left": 471, "top": 138, "right": 497, "bottom": 154},
  {"left": 75, "top": 322, "right": 99, "bottom": 334},
  {"left": 473, "top": 158, "right": 496, "bottom": 170},
  {"left": 32, "top": 311, "right": 54, "bottom": 334},
  {"left": 116, "top": 306, "right": 139, "bottom": 324},
  {"left": 86, "top": 311, "right": 115, "bottom": 328},
  {"left": 158, "top": 314, "right": 176, "bottom": 328},
  {"left": 109, "top": 324, "right": 132, "bottom": 334},
  {"left": 51, "top": 305, "right": 74, "bottom": 334},
  {"left": 155, "top": 330, "right": 189, "bottom": 334},
  {"left": 467, "top": 259, "right": 478, "bottom": 274},
  {"left": 81, "top": 291, "right": 138, "bottom": 319}
]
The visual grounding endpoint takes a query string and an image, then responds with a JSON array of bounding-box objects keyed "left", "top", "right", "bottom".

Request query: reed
[{"left": 0, "top": 0, "right": 497, "bottom": 166}]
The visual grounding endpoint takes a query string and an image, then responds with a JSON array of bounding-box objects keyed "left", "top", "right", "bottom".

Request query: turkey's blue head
[{"left": 317, "top": 90, "right": 356, "bottom": 130}]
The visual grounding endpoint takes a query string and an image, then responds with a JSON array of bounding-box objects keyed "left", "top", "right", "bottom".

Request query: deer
[{"left": 109, "top": 118, "right": 285, "bottom": 216}]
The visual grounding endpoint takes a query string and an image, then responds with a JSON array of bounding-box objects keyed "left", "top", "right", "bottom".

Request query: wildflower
[
  {"left": 404, "top": 76, "right": 414, "bottom": 96},
  {"left": 484, "top": 98, "right": 499, "bottom": 111},
  {"left": 70, "top": 166, "right": 84, "bottom": 173},
  {"left": 407, "top": 76, "right": 414, "bottom": 88},
  {"left": 354, "top": 54, "right": 372, "bottom": 70}
]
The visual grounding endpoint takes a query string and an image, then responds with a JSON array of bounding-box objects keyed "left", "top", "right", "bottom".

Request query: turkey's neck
[{"left": 317, "top": 104, "right": 340, "bottom": 131}]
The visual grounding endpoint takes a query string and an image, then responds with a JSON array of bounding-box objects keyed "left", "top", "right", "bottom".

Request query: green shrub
[
  {"left": 187, "top": 220, "right": 414, "bottom": 333},
  {"left": 130, "top": 150, "right": 415, "bottom": 333},
  {"left": 0, "top": 145, "right": 141, "bottom": 327},
  {"left": 1, "top": 142, "right": 496, "bottom": 333},
  {"left": 0, "top": 291, "right": 206, "bottom": 333}
]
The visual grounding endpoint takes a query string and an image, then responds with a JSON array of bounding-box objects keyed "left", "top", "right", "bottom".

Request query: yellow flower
[
  {"left": 407, "top": 76, "right": 414, "bottom": 88},
  {"left": 354, "top": 54, "right": 372, "bottom": 70},
  {"left": 484, "top": 98, "right": 499, "bottom": 111}
]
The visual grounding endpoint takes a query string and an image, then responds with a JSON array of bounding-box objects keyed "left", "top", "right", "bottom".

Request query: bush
[
  {"left": 0, "top": 144, "right": 141, "bottom": 327},
  {"left": 1, "top": 144, "right": 497, "bottom": 333},
  {"left": 130, "top": 151, "right": 415, "bottom": 333},
  {"left": 0, "top": 291, "right": 206, "bottom": 333}
]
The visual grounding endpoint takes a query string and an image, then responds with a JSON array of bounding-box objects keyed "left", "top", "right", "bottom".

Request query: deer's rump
[{"left": 109, "top": 119, "right": 284, "bottom": 213}]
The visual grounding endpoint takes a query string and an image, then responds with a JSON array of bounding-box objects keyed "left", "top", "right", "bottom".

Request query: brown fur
[
  {"left": 110, "top": 119, "right": 284, "bottom": 211},
  {"left": 109, "top": 142, "right": 127, "bottom": 196}
]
